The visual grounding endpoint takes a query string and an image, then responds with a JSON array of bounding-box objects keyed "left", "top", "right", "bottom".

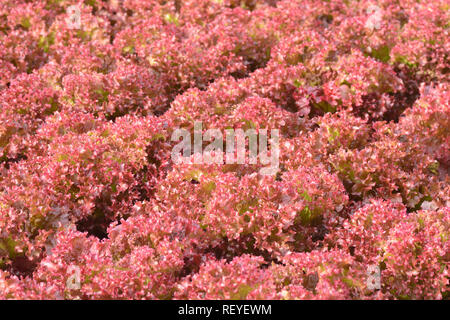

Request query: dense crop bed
[{"left": 0, "top": 0, "right": 448, "bottom": 299}]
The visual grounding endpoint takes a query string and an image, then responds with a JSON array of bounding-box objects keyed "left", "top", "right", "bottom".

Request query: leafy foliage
[{"left": 0, "top": 0, "right": 448, "bottom": 300}]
